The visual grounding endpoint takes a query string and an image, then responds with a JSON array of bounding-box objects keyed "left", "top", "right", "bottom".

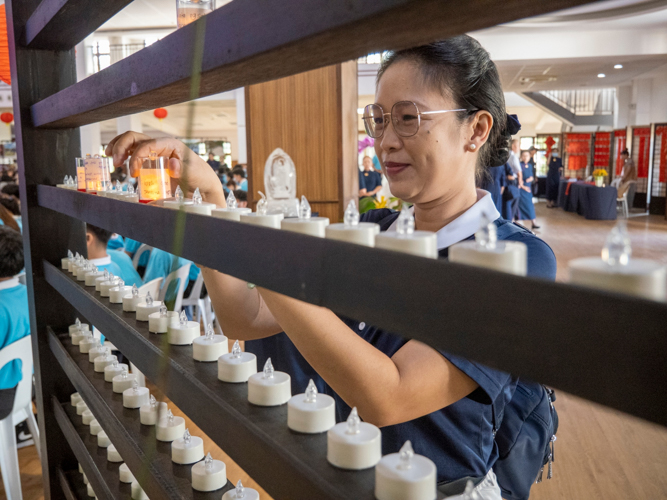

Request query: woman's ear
[{"left": 468, "top": 111, "right": 493, "bottom": 149}]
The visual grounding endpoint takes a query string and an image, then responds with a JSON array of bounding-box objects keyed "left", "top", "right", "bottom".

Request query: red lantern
[
  {"left": 0, "top": 112, "right": 13, "bottom": 125},
  {"left": 153, "top": 108, "right": 168, "bottom": 120}
]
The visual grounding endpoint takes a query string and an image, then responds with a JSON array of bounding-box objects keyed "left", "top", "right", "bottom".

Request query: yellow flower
[
  {"left": 374, "top": 196, "right": 388, "bottom": 209},
  {"left": 592, "top": 169, "right": 608, "bottom": 177}
]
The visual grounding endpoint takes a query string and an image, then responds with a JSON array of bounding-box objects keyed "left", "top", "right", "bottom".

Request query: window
[{"left": 91, "top": 41, "right": 111, "bottom": 73}]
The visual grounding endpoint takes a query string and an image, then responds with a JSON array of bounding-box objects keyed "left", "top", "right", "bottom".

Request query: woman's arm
[{"left": 257, "top": 288, "right": 478, "bottom": 427}]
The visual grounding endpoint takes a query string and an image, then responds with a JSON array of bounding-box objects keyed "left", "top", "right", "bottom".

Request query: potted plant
[{"left": 592, "top": 168, "right": 608, "bottom": 187}]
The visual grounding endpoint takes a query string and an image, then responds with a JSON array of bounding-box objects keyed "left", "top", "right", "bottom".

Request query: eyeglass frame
[{"left": 363, "top": 101, "right": 476, "bottom": 139}]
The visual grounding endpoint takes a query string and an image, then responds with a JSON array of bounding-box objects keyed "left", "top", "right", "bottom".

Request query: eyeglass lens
[{"left": 363, "top": 101, "right": 421, "bottom": 139}]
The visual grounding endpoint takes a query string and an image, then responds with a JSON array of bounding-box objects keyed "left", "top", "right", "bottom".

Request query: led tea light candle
[
  {"left": 71, "top": 392, "right": 82, "bottom": 407},
  {"left": 184, "top": 187, "right": 215, "bottom": 215},
  {"left": 67, "top": 252, "right": 79, "bottom": 272},
  {"left": 119, "top": 463, "right": 134, "bottom": 484},
  {"left": 148, "top": 305, "right": 179, "bottom": 334},
  {"left": 97, "top": 430, "right": 111, "bottom": 448},
  {"left": 88, "top": 344, "right": 107, "bottom": 363},
  {"left": 222, "top": 480, "right": 260, "bottom": 500},
  {"left": 167, "top": 310, "right": 200, "bottom": 345},
  {"left": 95, "top": 269, "right": 111, "bottom": 291},
  {"left": 113, "top": 367, "right": 138, "bottom": 393},
  {"left": 192, "top": 453, "right": 227, "bottom": 492},
  {"left": 56, "top": 176, "right": 69, "bottom": 189},
  {"left": 70, "top": 254, "right": 83, "bottom": 274},
  {"left": 123, "top": 184, "right": 139, "bottom": 203},
  {"left": 569, "top": 222, "right": 667, "bottom": 301},
  {"left": 104, "top": 359, "right": 128, "bottom": 382},
  {"left": 84, "top": 154, "right": 112, "bottom": 194},
  {"left": 239, "top": 191, "right": 284, "bottom": 228},
  {"left": 69, "top": 318, "right": 90, "bottom": 336},
  {"left": 79, "top": 335, "right": 100, "bottom": 354},
  {"left": 131, "top": 480, "right": 148, "bottom": 500},
  {"left": 156, "top": 409, "right": 186, "bottom": 442},
  {"left": 449, "top": 214, "right": 527, "bottom": 276},
  {"left": 81, "top": 409, "right": 95, "bottom": 426},
  {"left": 136, "top": 292, "right": 162, "bottom": 321},
  {"left": 193, "top": 323, "right": 228, "bottom": 362},
  {"left": 374, "top": 440, "right": 436, "bottom": 500},
  {"left": 76, "top": 400, "right": 89, "bottom": 415},
  {"left": 218, "top": 340, "right": 257, "bottom": 383},
  {"left": 122, "top": 285, "right": 144, "bottom": 312},
  {"left": 85, "top": 266, "right": 104, "bottom": 286},
  {"left": 140, "top": 395, "right": 168, "bottom": 425},
  {"left": 172, "top": 428, "right": 205, "bottom": 464},
  {"left": 72, "top": 328, "right": 91, "bottom": 346},
  {"left": 325, "top": 199, "right": 380, "bottom": 247},
  {"left": 375, "top": 204, "right": 438, "bottom": 259},
  {"left": 288, "top": 379, "right": 336, "bottom": 433},
  {"left": 163, "top": 185, "right": 194, "bottom": 210},
  {"left": 139, "top": 151, "right": 172, "bottom": 203},
  {"left": 248, "top": 358, "right": 291, "bottom": 406},
  {"left": 327, "top": 407, "right": 382, "bottom": 470},
  {"left": 281, "top": 196, "right": 330, "bottom": 237},
  {"left": 94, "top": 350, "right": 117, "bottom": 373},
  {"left": 107, "top": 444, "right": 123, "bottom": 463},
  {"left": 99, "top": 274, "right": 119, "bottom": 297},
  {"left": 109, "top": 279, "right": 132, "bottom": 303},
  {"left": 123, "top": 380, "right": 150, "bottom": 409},
  {"left": 86, "top": 483, "right": 96, "bottom": 498},
  {"left": 90, "top": 419, "right": 102, "bottom": 436},
  {"left": 76, "top": 261, "right": 91, "bottom": 281},
  {"left": 62, "top": 250, "right": 73, "bottom": 269},
  {"left": 211, "top": 190, "right": 251, "bottom": 221}
]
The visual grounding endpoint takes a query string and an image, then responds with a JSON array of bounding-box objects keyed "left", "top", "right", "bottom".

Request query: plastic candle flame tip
[
  {"left": 179, "top": 310, "right": 187, "bottom": 325},
  {"left": 132, "top": 379, "right": 139, "bottom": 392},
  {"left": 396, "top": 203, "right": 415, "bottom": 235},
  {"left": 263, "top": 358, "right": 274, "bottom": 379},
  {"left": 183, "top": 428, "right": 191, "bottom": 444},
  {"left": 346, "top": 407, "right": 361, "bottom": 434},
  {"left": 112, "top": 359, "right": 118, "bottom": 368},
  {"left": 204, "top": 453, "right": 213, "bottom": 471},
  {"left": 304, "top": 379, "right": 318, "bottom": 403},
  {"left": 235, "top": 480, "right": 245, "bottom": 498},
  {"left": 174, "top": 185, "right": 184, "bottom": 202},
  {"left": 397, "top": 440, "right": 414, "bottom": 470},
  {"left": 127, "top": 184, "right": 135, "bottom": 194},
  {"left": 68, "top": 250, "right": 74, "bottom": 259},
  {"left": 205, "top": 323, "right": 214, "bottom": 340},
  {"left": 602, "top": 222, "right": 631, "bottom": 267},
  {"left": 167, "top": 409, "right": 174, "bottom": 422},
  {"left": 159, "top": 305, "right": 167, "bottom": 317},
  {"left": 231, "top": 340, "right": 242, "bottom": 358},
  {"left": 256, "top": 191, "right": 268, "bottom": 215},
  {"left": 344, "top": 199, "right": 360, "bottom": 226},
  {"left": 193, "top": 187, "right": 202, "bottom": 205},
  {"left": 132, "top": 284, "right": 139, "bottom": 297},
  {"left": 121, "top": 367, "right": 128, "bottom": 379},
  {"left": 145, "top": 292, "right": 153, "bottom": 306},
  {"left": 149, "top": 395, "right": 157, "bottom": 408},
  {"left": 298, "top": 195, "right": 312, "bottom": 219},
  {"left": 226, "top": 190, "right": 237, "bottom": 209},
  {"left": 475, "top": 212, "right": 497, "bottom": 250}
]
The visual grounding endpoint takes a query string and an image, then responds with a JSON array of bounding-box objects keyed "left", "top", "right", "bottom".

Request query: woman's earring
[{"left": 469, "top": 144, "right": 477, "bottom": 151}]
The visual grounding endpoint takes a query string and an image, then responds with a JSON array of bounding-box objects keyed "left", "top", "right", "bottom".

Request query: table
[{"left": 558, "top": 180, "right": 617, "bottom": 220}]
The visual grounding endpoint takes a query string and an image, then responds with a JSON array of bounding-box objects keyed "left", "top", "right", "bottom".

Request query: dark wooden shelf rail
[
  {"left": 30, "top": 0, "right": 599, "bottom": 129},
  {"left": 40, "top": 187, "right": 667, "bottom": 428},
  {"left": 58, "top": 468, "right": 89, "bottom": 500}
]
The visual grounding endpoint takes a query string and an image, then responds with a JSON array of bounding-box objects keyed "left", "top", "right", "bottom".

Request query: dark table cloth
[{"left": 559, "top": 181, "right": 617, "bottom": 220}]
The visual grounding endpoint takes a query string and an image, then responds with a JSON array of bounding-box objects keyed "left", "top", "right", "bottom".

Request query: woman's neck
[{"left": 413, "top": 185, "right": 479, "bottom": 233}]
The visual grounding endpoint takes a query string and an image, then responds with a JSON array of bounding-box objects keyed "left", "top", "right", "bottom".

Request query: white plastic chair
[
  {"left": 180, "top": 274, "right": 210, "bottom": 325},
  {"left": 138, "top": 278, "right": 163, "bottom": 300},
  {"left": 132, "top": 244, "right": 153, "bottom": 270},
  {"left": 616, "top": 181, "right": 637, "bottom": 218},
  {"left": 0, "top": 336, "right": 40, "bottom": 500},
  {"left": 157, "top": 264, "right": 191, "bottom": 313}
]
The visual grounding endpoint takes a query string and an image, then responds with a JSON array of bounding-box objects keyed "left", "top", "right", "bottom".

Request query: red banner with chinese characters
[
  {"left": 633, "top": 127, "right": 651, "bottom": 178},
  {"left": 614, "top": 130, "right": 627, "bottom": 176},
  {"left": 656, "top": 125, "right": 667, "bottom": 184},
  {"left": 566, "top": 133, "right": 591, "bottom": 171},
  {"left": 593, "top": 132, "right": 611, "bottom": 168}
]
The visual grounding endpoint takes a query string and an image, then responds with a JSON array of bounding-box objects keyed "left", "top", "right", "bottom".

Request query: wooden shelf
[{"left": 58, "top": 468, "right": 90, "bottom": 500}]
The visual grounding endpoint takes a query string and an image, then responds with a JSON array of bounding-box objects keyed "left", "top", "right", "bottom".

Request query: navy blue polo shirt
[
  {"left": 246, "top": 208, "right": 557, "bottom": 484},
  {"left": 359, "top": 169, "right": 383, "bottom": 194}
]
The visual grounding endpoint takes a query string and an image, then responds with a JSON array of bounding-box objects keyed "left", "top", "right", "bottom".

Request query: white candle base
[
  {"left": 94, "top": 275, "right": 109, "bottom": 291},
  {"left": 90, "top": 419, "right": 102, "bottom": 436},
  {"left": 110, "top": 286, "right": 133, "bottom": 303},
  {"left": 327, "top": 421, "right": 382, "bottom": 470},
  {"left": 193, "top": 335, "right": 229, "bottom": 362},
  {"left": 113, "top": 373, "right": 138, "bottom": 393},
  {"left": 71, "top": 331, "right": 90, "bottom": 346},
  {"left": 131, "top": 480, "right": 149, "bottom": 500},
  {"left": 61, "top": 257, "right": 69, "bottom": 269},
  {"left": 374, "top": 449, "right": 437, "bottom": 500},
  {"left": 325, "top": 223, "right": 380, "bottom": 247},
  {"left": 167, "top": 321, "right": 200, "bottom": 345},
  {"left": 94, "top": 355, "right": 118, "bottom": 373},
  {"left": 222, "top": 486, "right": 260, "bottom": 500},
  {"left": 81, "top": 409, "right": 95, "bottom": 425},
  {"left": 104, "top": 363, "right": 129, "bottom": 382},
  {"left": 136, "top": 301, "right": 163, "bottom": 321},
  {"left": 287, "top": 393, "right": 336, "bottom": 433},
  {"left": 107, "top": 444, "right": 123, "bottom": 463},
  {"left": 85, "top": 271, "right": 105, "bottom": 286},
  {"left": 163, "top": 199, "right": 193, "bottom": 210},
  {"left": 119, "top": 463, "right": 135, "bottom": 483},
  {"left": 156, "top": 415, "right": 186, "bottom": 442},
  {"left": 88, "top": 346, "right": 107, "bottom": 363},
  {"left": 86, "top": 483, "right": 95, "bottom": 497},
  {"left": 76, "top": 267, "right": 89, "bottom": 281},
  {"left": 449, "top": 241, "right": 527, "bottom": 276},
  {"left": 79, "top": 337, "right": 100, "bottom": 354},
  {"left": 218, "top": 352, "right": 257, "bottom": 383},
  {"left": 568, "top": 257, "right": 667, "bottom": 301},
  {"left": 99, "top": 280, "right": 117, "bottom": 297},
  {"left": 247, "top": 371, "right": 291, "bottom": 406},
  {"left": 123, "top": 386, "right": 150, "bottom": 409},
  {"left": 148, "top": 311, "right": 179, "bottom": 334},
  {"left": 211, "top": 207, "right": 251, "bottom": 221},
  {"left": 71, "top": 393, "right": 82, "bottom": 407},
  {"left": 184, "top": 202, "right": 215, "bottom": 216},
  {"left": 171, "top": 434, "right": 205, "bottom": 464},
  {"left": 191, "top": 458, "right": 227, "bottom": 492},
  {"left": 123, "top": 293, "right": 146, "bottom": 312},
  {"left": 375, "top": 231, "right": 438, "bottom": 259},
  {"left": 97, "top": 431, "right": 110, "bottom": 448},
  {"left": 140, "top": 401, "right": 168, "bottom": 425},
  {"left": 240, "top": 212, "right": 284, "bottom": 229},
  {"left": 281, "top": 217, "right": 330, "bottom": 237},
  {"left": 76, "top": 401, "right": 89, "bottom": 415},
  {"left": 82, "top": 472, "right": 88, "bottom": 484},
  {"left": 69, "top": 323, "right": 90, "bottom": 336}
]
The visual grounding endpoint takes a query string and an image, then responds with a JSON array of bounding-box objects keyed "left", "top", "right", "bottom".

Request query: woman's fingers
[
  {"left": 127, "top": 138, "right": 184, "bottom": 177},
  {"left": 105, "top": 131, "right": 152, "bottom": 168}
]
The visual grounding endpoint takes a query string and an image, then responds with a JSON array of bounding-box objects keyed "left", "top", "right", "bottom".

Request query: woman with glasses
[{"left": 106, "top": 35, "right": 555, "bottom": 500}]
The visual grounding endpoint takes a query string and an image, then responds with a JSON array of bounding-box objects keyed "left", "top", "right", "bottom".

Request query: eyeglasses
[{"left": 363, "top": 101, "right": 471, "bottom": 139}]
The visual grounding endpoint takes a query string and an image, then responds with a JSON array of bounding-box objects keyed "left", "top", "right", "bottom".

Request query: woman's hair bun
[{"left": 487, "top": 114, "right": 521, "bottom": 167}]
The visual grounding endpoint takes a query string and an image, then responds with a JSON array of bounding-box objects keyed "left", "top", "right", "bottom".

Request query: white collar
[
  {"left": 387, "top": 189, "right": 500, "bottom": 250},
  {"left": 0, "top": 277, "right": 20, "bottom": 290},
  {"left": 89, "top": 255, "right": 111, "bottom": 266}
]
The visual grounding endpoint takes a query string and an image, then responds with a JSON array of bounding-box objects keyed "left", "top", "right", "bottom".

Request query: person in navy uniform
[
  {"left": 545, "top": 151, "right": 562, "bottom": 208},
  {"left": 518, "top": 151, "right": 539, "bottom": 229},
  {"left": 479, "top": 163, "right": 506, "bottom": 213},
  {"left": 106, "top": 35, "right": 556, "bottom": 500},
  {"left": 359, "top": 155, "right": 383, "bottom": 198}
]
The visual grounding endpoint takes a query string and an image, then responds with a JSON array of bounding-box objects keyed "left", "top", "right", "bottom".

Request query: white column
[
  {"left": 615, "top": 84, "right": 632, "bottom": 129},
  {"left": 634, "top": 78, "right": 653, "bottom": 126},
  {"left": 235, "top": 87, "right": 247, "bottom": 164},
  {"left": 76, "top": 36, "right": 101, "bottom": 154},
  {"left": 116, "top": 114, "right": 143, "bottom": 136},
  {"left": 80, "top": 122, "right": 102, "bottom": 155}
]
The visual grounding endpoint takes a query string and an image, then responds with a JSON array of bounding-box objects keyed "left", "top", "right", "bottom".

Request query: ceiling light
[
  {"left": 597, "top": 73, "right": 606, "bottom": 78},
  {"left": 614, "top": 64, "right": 623, "bottom": 69}
]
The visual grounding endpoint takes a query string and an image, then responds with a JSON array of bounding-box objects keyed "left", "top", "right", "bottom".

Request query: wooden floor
[{"left": 6, "top": 202, "right": 667, "bottom": 500}]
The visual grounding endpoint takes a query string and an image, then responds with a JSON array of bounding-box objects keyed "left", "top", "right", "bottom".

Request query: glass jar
[
  {"left": 176, "top": 0, "right": 215, "bottom": 28},
  {"left": 84, "top": 155, "right": 112, "bottom": 193},
  {"left": 139, "top": 152, "right": 172, "bottom": 203},
  {"left": 75, "top": 157, "right": 86, "bottom": 192}
]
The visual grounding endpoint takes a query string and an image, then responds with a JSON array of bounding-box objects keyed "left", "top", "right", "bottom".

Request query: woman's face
[
  {"left": 521, "top": 151, "right": 530, "bottom": 163},
  {"left": 362, "top": 157, "right": 373, "bottom": 169},
  {"left": 373, "top": 60, "right": 480, "bottom": 204}
]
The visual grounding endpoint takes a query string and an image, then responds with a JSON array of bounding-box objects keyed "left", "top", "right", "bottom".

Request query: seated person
[
  {"left": 107, "top": 233, "right": 125, "bottom": 251},
  {"left": 0, "top": 199, "right": 21, "bottom": 233},
  {"left": 233, "top": 189, "right": 248, "bottom": 208},
  {"left": 142, "top": 248, "right": 201, "bottom": 309},
  {"left": 123, "top": 237, "right": 151, "bottom": 277},
  {"left": 231, "top": 168, "right": 248, "bottom": 191},
  {"left": 86, "top": 224, "right": 142, "bottom": 287},
  {"left": 0, "top": 227, "right": 31, "bottom": 421},
  {"left": 224, "top": 179, "right": 237, "bottom": 195}
]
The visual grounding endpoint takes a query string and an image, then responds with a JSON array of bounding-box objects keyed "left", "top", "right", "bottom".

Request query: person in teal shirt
[
  {"left": 107, "top": 233, "right": 124, "bottom": 251},
  {"left": 123, "top": 237, "right": 151, "bottom": 271},
  {"left": 0, "top": 227, "right": 31, "bottom": 403},
  {"left": 86, "top": 224, "right": 142, "bottom": 287},
  {"left": 108, "top": 249, "right": 143, "bottom": 288},
  {"left": 142, "top": 248, "right": 200, "bottom": 310}
]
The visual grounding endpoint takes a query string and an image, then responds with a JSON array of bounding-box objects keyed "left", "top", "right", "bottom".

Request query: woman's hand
[{"left": 105, "top": 132, "right": 226, "bottom": 207}]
